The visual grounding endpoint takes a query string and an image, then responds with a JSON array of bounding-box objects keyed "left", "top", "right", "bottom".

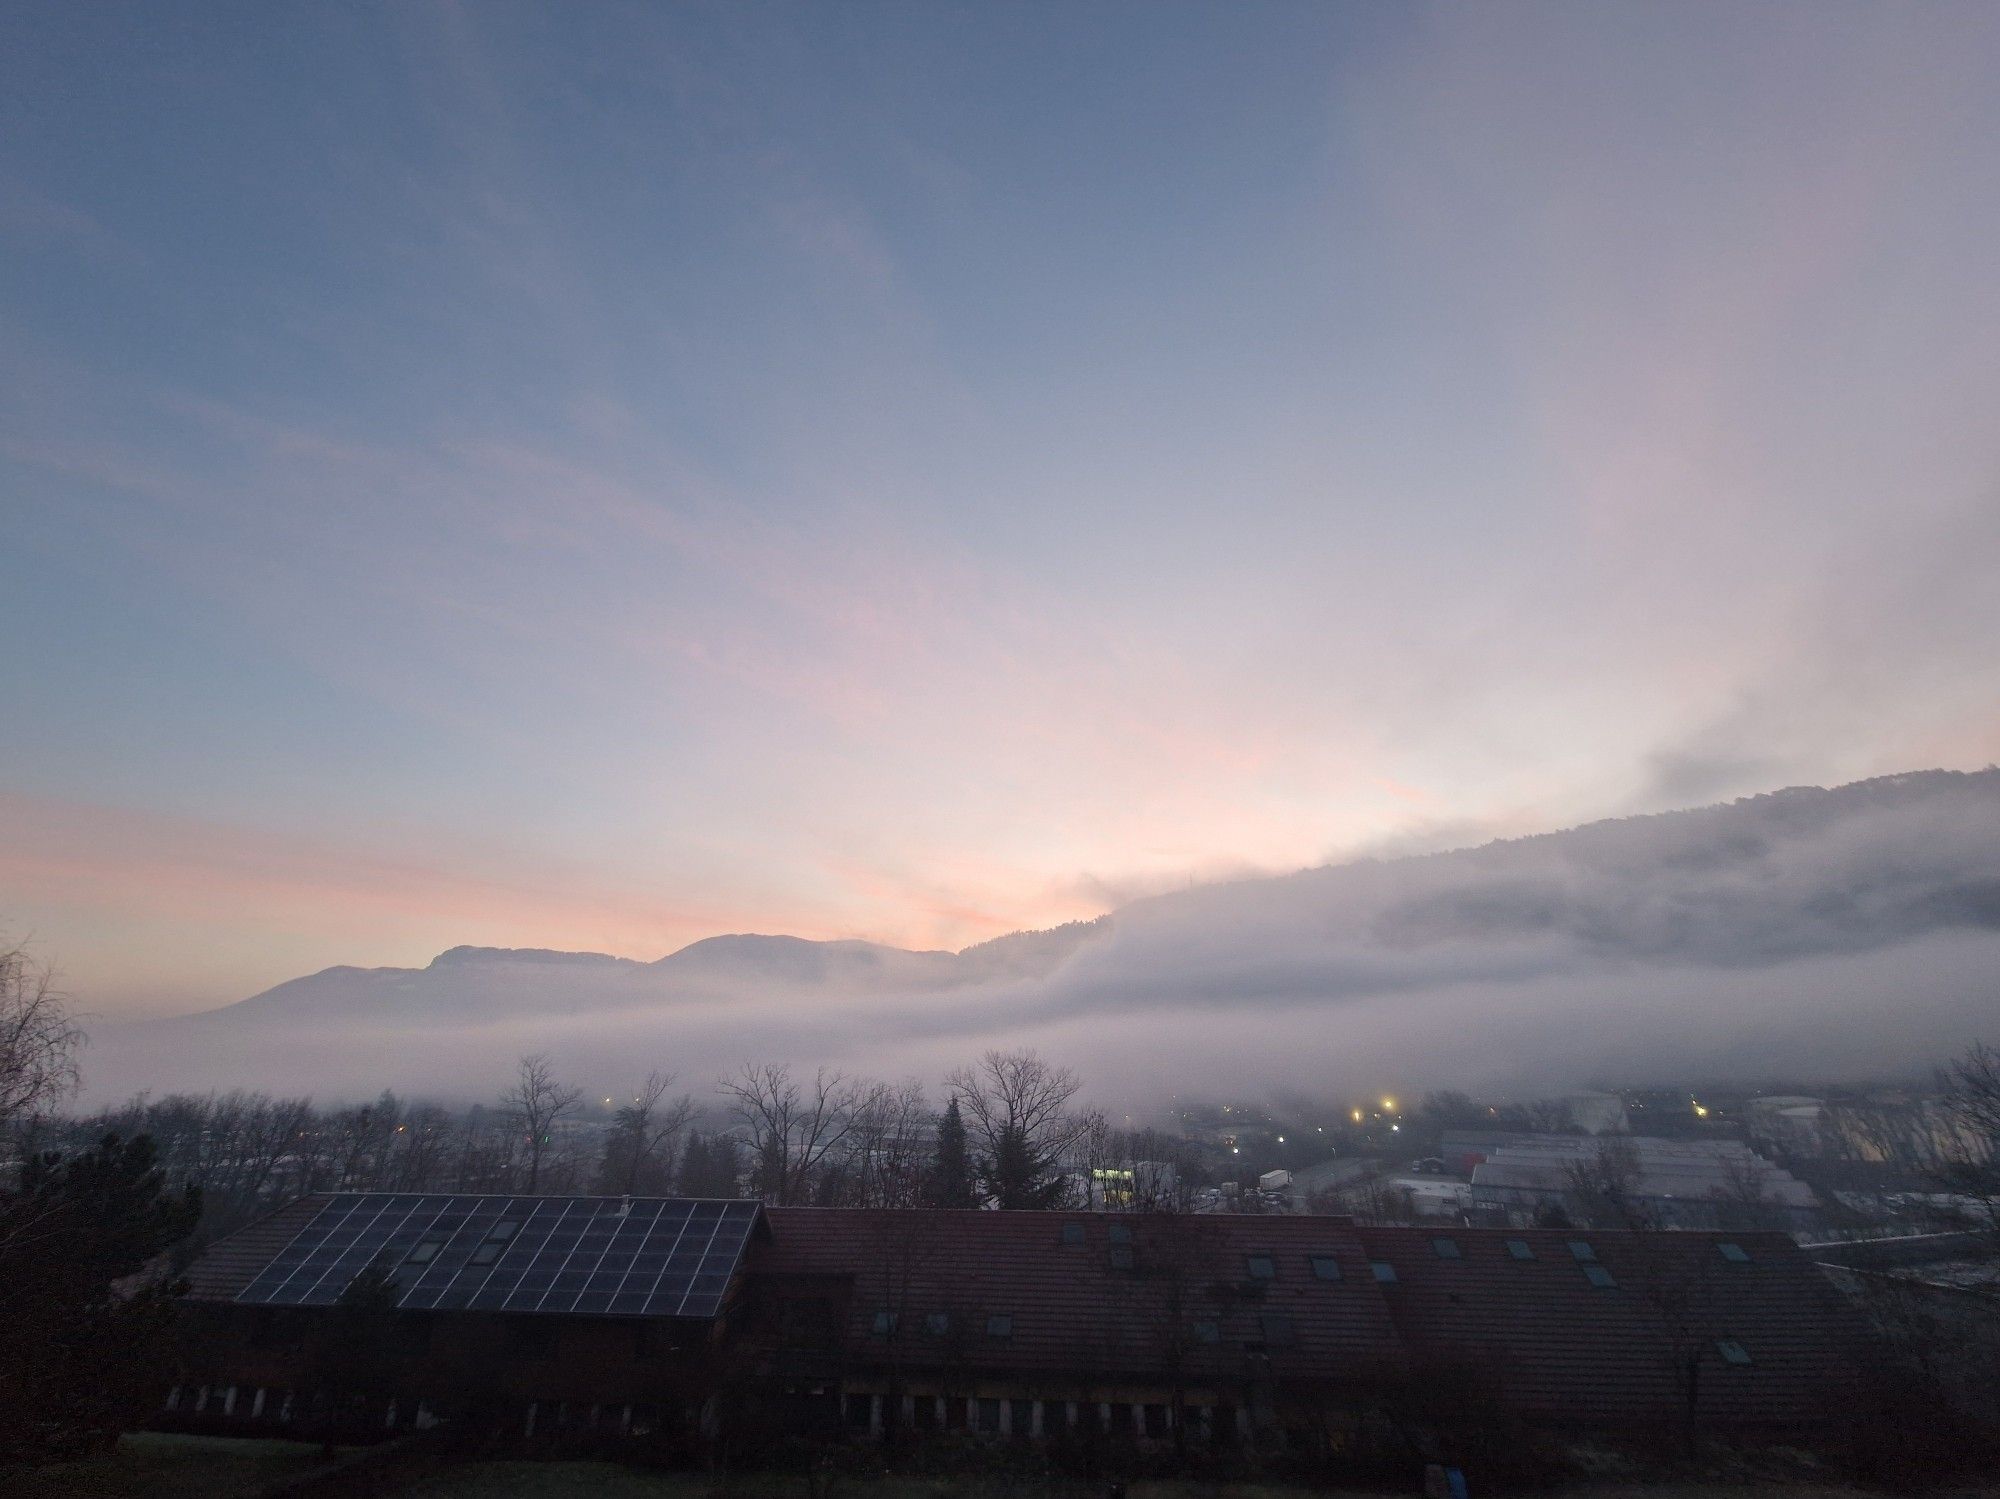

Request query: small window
[
  {"left": 925, "top": 1311, "right": 951, "bottom": 1336},
  {"left": 488, "top": 1220, "right": 520, "bottom": 1242},
  {"left": 1506, "top": 1239, "right": 1535, "bottom": 1260},
  {"left": 986, "top": 1314, "right": 1012, "bottom": 1338},
  {"left": 406, "top": 1238, "right": 446, "bottom": 1266},
  {"left": 1245, "top": 1254, "right": 1276, "bottom": 1280},
  {"left": 1717, "top": 1242, "right": 1751, "bottom": 1263},
  {"left": 1192, "top": 1320, "right": 1220, "bottom": 1343},
  {"left": 870, "top": 1309, "right": 898, "bottom": 1337},
  {"left": 1108, "top": 1245, "right": 1135, "bottom": 1270},
  {"left": 1060, "top": 1221, "right": 1085, "bottom": 1246},
  {"left": 1310, "top": 1254, "right": 1342, "bottom": 1281},
  {"left": 1258, "top": 1312, "right": 1297, "bottom": 1346},
  {"left": 1370, "top": 1261, "right": 1398, "bottom": 1283},
  {"left": 1107, "top": 1223, "right": 1133, "bottom": 1245},
  {"left": 1432, "top": 1237, "right": 1461, "bottom": 1259},
  {"left": 1716, "top": 1339, "right": 1753, "bottom": 1366},
  {"left": 1567, "top": 1240, "right": 1597, "bottom": 1262},
  {"left": 470, "top": 1240, "right": 505, "bottom": 1266},
  {"left": 1583, "top": 1264, "right": 1618, "bottom": 1289}
]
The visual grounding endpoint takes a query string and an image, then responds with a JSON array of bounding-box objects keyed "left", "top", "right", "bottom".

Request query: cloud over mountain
[{"left": 83, "top": 771, "right": 2000, "bottom": 1108}]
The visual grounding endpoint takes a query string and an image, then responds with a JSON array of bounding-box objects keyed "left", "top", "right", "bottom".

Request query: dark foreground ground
[{"left": 5, "top": 1435, "right": 1996, "bottom": 1499}]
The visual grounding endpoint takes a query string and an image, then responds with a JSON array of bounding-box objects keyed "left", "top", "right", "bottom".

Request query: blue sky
[{"left": 4, "top": 1, "right": 1998, "bottom": 1015}]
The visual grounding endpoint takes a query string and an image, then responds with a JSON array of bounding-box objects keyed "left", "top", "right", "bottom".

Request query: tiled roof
[
  {"left": 749, "top": 1208, "right": 1404, "bottom": 1386},
  {"left": 183, "top": 1195, "right": 331, "bottom": 1301},
  {"left": 1352, "top": 1226, "right": 1863, "bottom": 1424}
]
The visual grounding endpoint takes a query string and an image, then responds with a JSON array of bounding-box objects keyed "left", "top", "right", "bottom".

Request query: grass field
[
  {"left": 0, "top": 1432, "right": 345, "bottom": 1498},
  {"left": 5, "top": 1437, "right": 1993, "bottom": 1499}
]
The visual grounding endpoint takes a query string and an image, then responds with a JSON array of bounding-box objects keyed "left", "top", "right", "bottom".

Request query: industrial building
[{"left": 168, "top": 1191, "right": 1862, "bottom": 1448}]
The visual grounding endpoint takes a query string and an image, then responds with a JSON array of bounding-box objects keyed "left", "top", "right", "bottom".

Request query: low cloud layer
[{"left": 80, "top": 770, "right": 2000, "bottom": 1112}]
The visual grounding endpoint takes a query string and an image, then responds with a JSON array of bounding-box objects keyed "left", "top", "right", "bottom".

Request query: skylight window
[
  {"left": 986, "top": 1314, "right": 1012, "bottom": 1338},
  {"left": 1061, "top": 1221, "right": 1085, "bottom": 1246},
  {"left": 470, "top": 1240, "right": 505, "bottom": 1266},
  {"left": 1567, "top": 1240, "right": 1597, "bottom": 1262},
  {"left": 1582, "top": 1264, "right": 1617, "bottom": 1289},
  {"left": 870, "top": 1310, "right": 898, "bottom": 1337},
  {"left": 1245, "top": 1254, "right": 1276, "bottom": 1280},
  {"left": 1310, "top": 1254, "right": 1342, "bottom": 1281},
  {"left": 1108, "top": 1246, "right": 1136, "bottom": 1270},
  {"left": 1717, "top": 1242, "right": 1751, "bottom": 1263},
  {"left": 1506, "top": 1240, "right": 1535, "bottom": 1260},
  {"left": 1192, "top": 1321, "right": 1220, "bottom": 1343},
  {"left": 925, "top": 1312, "right": 951, "bottom": 1336},
  {"left": 488, "top": 1221, "right": 520, "bottom": 1242},
  {"left": 1432, "top": 1237, "right": 1461, "bottom": 1259},
  {"left": 1107, "top": 1223, "right": 1132, "bottom": 1245},
  {"left": 1716, "top": 1339, "right": 1753, "bottom": 1366},
  {"left": 1370, "top": 1261, "right": 1398, "bottom": 1283},
  {"left": 406, "top": 1238, "right": 446, "bottom": 1266}
]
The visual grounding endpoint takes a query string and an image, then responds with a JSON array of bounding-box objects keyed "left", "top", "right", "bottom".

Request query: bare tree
[
  {"left": 597, "top": 1070, "right": 697, "bottom": 1196},
  {"left": 1563, "top": 1137, "right": 1650, "bottom": 1229},
  {"left": 0, "top": 938, "right": 84, "bottom": 1132},
  {"left": 1930, "top": 1041, "right": 2000, "bottom": 1241},
  {"left": 501, "top": 1053, "right": 582, "bottom": 1192},
  {"left": 834, "top": 1079, "right": 932, "bottom": 1208},
  {"left": 719, "top": 1063, "right": 859, "bottom": 1206},
  {"left": 945, "top": 1048, "right": 1087, "bottom": 1209}
]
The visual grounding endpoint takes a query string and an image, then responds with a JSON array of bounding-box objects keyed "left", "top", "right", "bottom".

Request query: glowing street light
[{"left": 1352, "top": 1109, "right": 1364, "bottom": 1123}]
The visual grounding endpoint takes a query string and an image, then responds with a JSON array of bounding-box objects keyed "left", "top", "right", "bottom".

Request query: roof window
[
  {"left": 1245, "top": 1254, "right": 1276, "bottom": 1280},
  {"left": 405, "top": 1237, "right": 447, "bottom": 1266},
  {"left": 1370, "top": 1261, "right": 1398, "bottom": 1283},
  {"left": 1108, "top": 1246, "right": 1136, "bottom": 1271},
  {"left": 1716, "top": 1339, "right": 1753, "bottom": 1366},
  {"left": 1432, "top": 1237, "right": 1461, "bottom": 1259},
  {"left": 1192, "top": 1320, "right": 1220, "bottom": 1343},
  {"left": 1567, "top": 1240, "right": 1597, "bottom": 1262},
  {"left": 1582, "top": 1264, "right": 1617, "bottom": 1289},
  {"left": 1107, "top": 1223, "right": 1133, "bottom": 1245},
  {"left": 1717, "top": 1242, "right": 1751, "bottom": 1263},
  {"left": 1060, "top": 1221, "right": 1085, "bottom": 1246},
  {"left": 925, "top": 1312, "right": 951, "bottom": 1336},
  {"left": 1506, "top": 1239, "right": 1535, "bottom": 1260},
  {"left": 985, "top": 1314, "right": 1012, "bottom": 1338},
  {"left": 1310, "top": 1254, "right": 1342, "bottom": 1281},
  {"left": 870, "top": 1310, "right": 898, "bottom": 1337}
]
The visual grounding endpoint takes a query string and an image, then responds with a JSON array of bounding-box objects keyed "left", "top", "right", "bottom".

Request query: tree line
[{"left": 24, "top": 1045, "right": 1214, "bottom": 1251}]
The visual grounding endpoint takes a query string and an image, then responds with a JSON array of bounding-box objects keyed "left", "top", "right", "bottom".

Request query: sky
[{"left": 4, "top": 2, "right": 1999, "bottom": 1021}]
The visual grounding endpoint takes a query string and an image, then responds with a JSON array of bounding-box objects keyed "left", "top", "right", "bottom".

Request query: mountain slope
[{"left": 84, "top": 769, "right": 2000, "bottom": 1103}]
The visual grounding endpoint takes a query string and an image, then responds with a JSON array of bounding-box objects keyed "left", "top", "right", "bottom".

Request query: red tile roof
[
  {"left": 1352, "top": 1226, "right": 1864, "bottom": 1425},
  {"left": 182, "top": 1195, "right": 330, "bottom": 1301},
  {"left": 750, "top": 1208, "right": 1405, "bottom": 1387}
]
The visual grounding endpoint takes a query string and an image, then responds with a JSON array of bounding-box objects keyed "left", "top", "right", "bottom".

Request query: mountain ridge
[{"left": 82, "top": 768, "right": 2000, "bottom": 1103}]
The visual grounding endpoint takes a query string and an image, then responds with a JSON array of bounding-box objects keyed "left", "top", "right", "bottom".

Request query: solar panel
[{"left": 235, "top": 1195, "right": 760, "bottom": 1318}]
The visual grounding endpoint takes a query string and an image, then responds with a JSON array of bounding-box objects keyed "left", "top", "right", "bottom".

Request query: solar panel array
[{"left": 234, "top": 1194, "right": 760, "bottom": 1318}]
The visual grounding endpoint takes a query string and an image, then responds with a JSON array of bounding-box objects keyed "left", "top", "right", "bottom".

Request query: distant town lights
[{"left": 1352, "top": 1109, "right": 1364, "bottom": 1122}]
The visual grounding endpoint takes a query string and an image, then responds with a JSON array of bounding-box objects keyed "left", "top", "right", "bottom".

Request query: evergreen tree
[
  {"left": 676, "top": 1131, "right": 743, "bottom": 1197},
  {"left": 929, "top": 1098, "right": 977, "bottom": 1208},
  {"left": 980, "top": 1121, "right": 1069, "bottom": 1210},
  {"left": 0, "top": 1133, "right": 201, "bottom": 1459}
]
